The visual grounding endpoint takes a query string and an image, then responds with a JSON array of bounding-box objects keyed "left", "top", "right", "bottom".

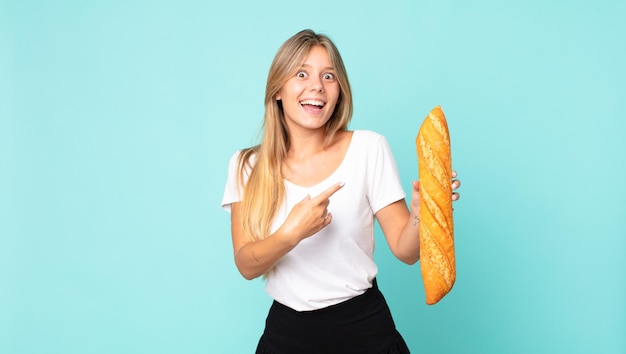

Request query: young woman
[{"left": 222, "top": 29, "right": 461, "bottom": 354}]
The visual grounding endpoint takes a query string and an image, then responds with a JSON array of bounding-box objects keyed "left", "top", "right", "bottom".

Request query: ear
[{"left": 275, "top": 93, "right": 281, "bottom": 101}]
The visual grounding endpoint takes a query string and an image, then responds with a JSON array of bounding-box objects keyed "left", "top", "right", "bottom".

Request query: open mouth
[{"left": 300, "top": 99, "right": 325, "bottom": 110}]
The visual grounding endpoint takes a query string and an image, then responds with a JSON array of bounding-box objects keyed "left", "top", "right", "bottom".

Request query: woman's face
[{"left": 276, "top": 45, "right": 340, "bottom": 134}]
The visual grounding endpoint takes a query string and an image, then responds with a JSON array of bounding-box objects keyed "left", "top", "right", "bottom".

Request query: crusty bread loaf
[{"left": 416, "top": 105, "right": 455, "bottom": 305}]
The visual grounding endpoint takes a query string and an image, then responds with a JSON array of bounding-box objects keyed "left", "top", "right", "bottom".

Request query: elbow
[
  {"left": 400, "top": 257, "right": 420, "bottom": 266},
  {"left": 233, "top": 249, "right": 261, "bottom": 280},
  {"left": 403, "top": 256, "right": 420, "bottom": 265},
  {"left": 236, "top": 263, "right": 260, "bottom": 281},
  {"left": 240, "top": 271, "right": 258, "bottom": 281},
  {"left": 394, "top": 251, "right": 420, "bottom": 265},
  {"left": 234, "top": 258, "right": 262, "bottom": 280}
]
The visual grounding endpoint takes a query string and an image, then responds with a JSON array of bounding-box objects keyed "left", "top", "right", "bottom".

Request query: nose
[{"left": 309, "top": 76, "right": 324, "bottom": 92}]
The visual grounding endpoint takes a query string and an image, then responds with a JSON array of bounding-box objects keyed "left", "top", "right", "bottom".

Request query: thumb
[{"left": 300, "top": 194, "right": 311, "bottom": 203}]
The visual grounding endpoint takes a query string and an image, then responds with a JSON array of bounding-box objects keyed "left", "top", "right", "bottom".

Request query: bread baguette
[{"left": 416, "top": 105, "right": 455, "bottom": 305}]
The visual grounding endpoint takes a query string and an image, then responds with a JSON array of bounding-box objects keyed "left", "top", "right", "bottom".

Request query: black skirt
[{"left": 255, "top": 279, "right": 410, "bottom": 354}]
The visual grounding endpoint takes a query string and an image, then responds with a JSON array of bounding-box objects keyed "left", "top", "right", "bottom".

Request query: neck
[{"left": 287, "top": 129, "right": 329, "bottom": 160}]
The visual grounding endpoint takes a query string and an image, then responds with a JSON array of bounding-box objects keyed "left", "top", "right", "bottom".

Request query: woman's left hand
[
  {"left": 379, "top": 171, "right": 461, "bottom": 264},
  {"left": 451, "top": 170, "right": 461, "bottom": 201},
  {"left": 409, "top": 170, "right": 461, "bottom": 215}
]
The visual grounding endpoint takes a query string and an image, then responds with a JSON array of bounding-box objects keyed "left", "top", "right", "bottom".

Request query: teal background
[{"left": 2, "top": 0, "right": 624, "bottom": 353}]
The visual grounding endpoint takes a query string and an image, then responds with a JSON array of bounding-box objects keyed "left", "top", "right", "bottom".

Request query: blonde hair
[{"left": 237, "top": 29, "right": 353, "bottom": 242}]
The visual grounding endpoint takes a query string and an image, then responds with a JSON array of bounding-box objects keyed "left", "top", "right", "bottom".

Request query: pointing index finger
[{"left": 313, "top": 182, "right": 345, "bottom": 201}]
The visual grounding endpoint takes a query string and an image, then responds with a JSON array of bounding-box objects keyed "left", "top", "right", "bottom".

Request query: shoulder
[
  {"left": 229, "top": 146, "right": 258, "bottom": 166},
  {"left": 226, "top": 150, "right": 244, "bottom": 171},
  {"left": 226, "top": 147, "right": 259, "bottom": 183},
  {"left": 352, "top": 129, "right": 384, "bottom": 140},
  {"left": 351, "top": 130, "right": 390, "bottom": 148}
]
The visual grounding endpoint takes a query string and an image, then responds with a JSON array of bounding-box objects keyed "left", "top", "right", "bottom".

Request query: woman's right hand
[
  {"left": 231, "top": 182, "right": 344, "bottom": 280},
  {"left": 279, "top": 182, "right": 345, "bottom": 244}
]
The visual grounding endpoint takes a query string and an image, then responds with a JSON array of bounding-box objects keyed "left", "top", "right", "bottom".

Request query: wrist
[
  {"left": 411, "top": 213, "right": 420, "bottom": 227},
  {"left": 273, "top": 227, "right": 300, "bottom": 249}
]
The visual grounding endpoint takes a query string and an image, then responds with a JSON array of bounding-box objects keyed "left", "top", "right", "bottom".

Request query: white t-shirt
[{"left": 222, "top": 130, "right": 406, "bottom": 311}]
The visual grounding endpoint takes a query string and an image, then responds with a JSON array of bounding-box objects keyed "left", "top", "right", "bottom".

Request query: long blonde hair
[{"left": 237, "top": 29, "right": 353, "bottom": 242}]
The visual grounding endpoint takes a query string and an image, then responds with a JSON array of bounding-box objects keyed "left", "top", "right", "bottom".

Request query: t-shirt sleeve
[
  {"left": 367, "top": 134, "right": 406, "bottom": 214},
  {"left": 221, "top": 150, "right": 244, "bottom": 213}
]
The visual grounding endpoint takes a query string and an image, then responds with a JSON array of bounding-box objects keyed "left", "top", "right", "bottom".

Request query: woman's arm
[
  {"left": 230, "top": 182, "right": 344, "bottom": 280},
  {"left": 376, "top": 174, "right": 460, "bottom": 265},
  {"left": 375, "top": 191, "right": 420, "bottom": 265},
  {"left": 230, "top": 202, "right": 298, "bottom": 279}
]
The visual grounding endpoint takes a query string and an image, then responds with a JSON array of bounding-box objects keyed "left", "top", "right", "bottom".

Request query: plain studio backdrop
[{"left": 1, "top": 0, "right": 624, "bottom": 353}]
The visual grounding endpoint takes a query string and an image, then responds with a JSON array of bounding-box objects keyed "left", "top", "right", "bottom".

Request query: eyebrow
[{"left": 301, "top": 64, "right": 335, "bottom": 71}]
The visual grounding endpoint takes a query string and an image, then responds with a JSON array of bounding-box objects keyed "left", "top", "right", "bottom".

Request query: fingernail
[{"left": 339, "top": 182, "right": 345, "bottom": 187}]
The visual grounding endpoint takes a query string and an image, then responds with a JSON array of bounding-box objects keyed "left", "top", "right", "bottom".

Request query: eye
[
  {"left": 323, "top": 73, "right": 336, "bottom": 81},
  {"left": 296, "top": 71, "right": 308, "bottom": 78}
]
